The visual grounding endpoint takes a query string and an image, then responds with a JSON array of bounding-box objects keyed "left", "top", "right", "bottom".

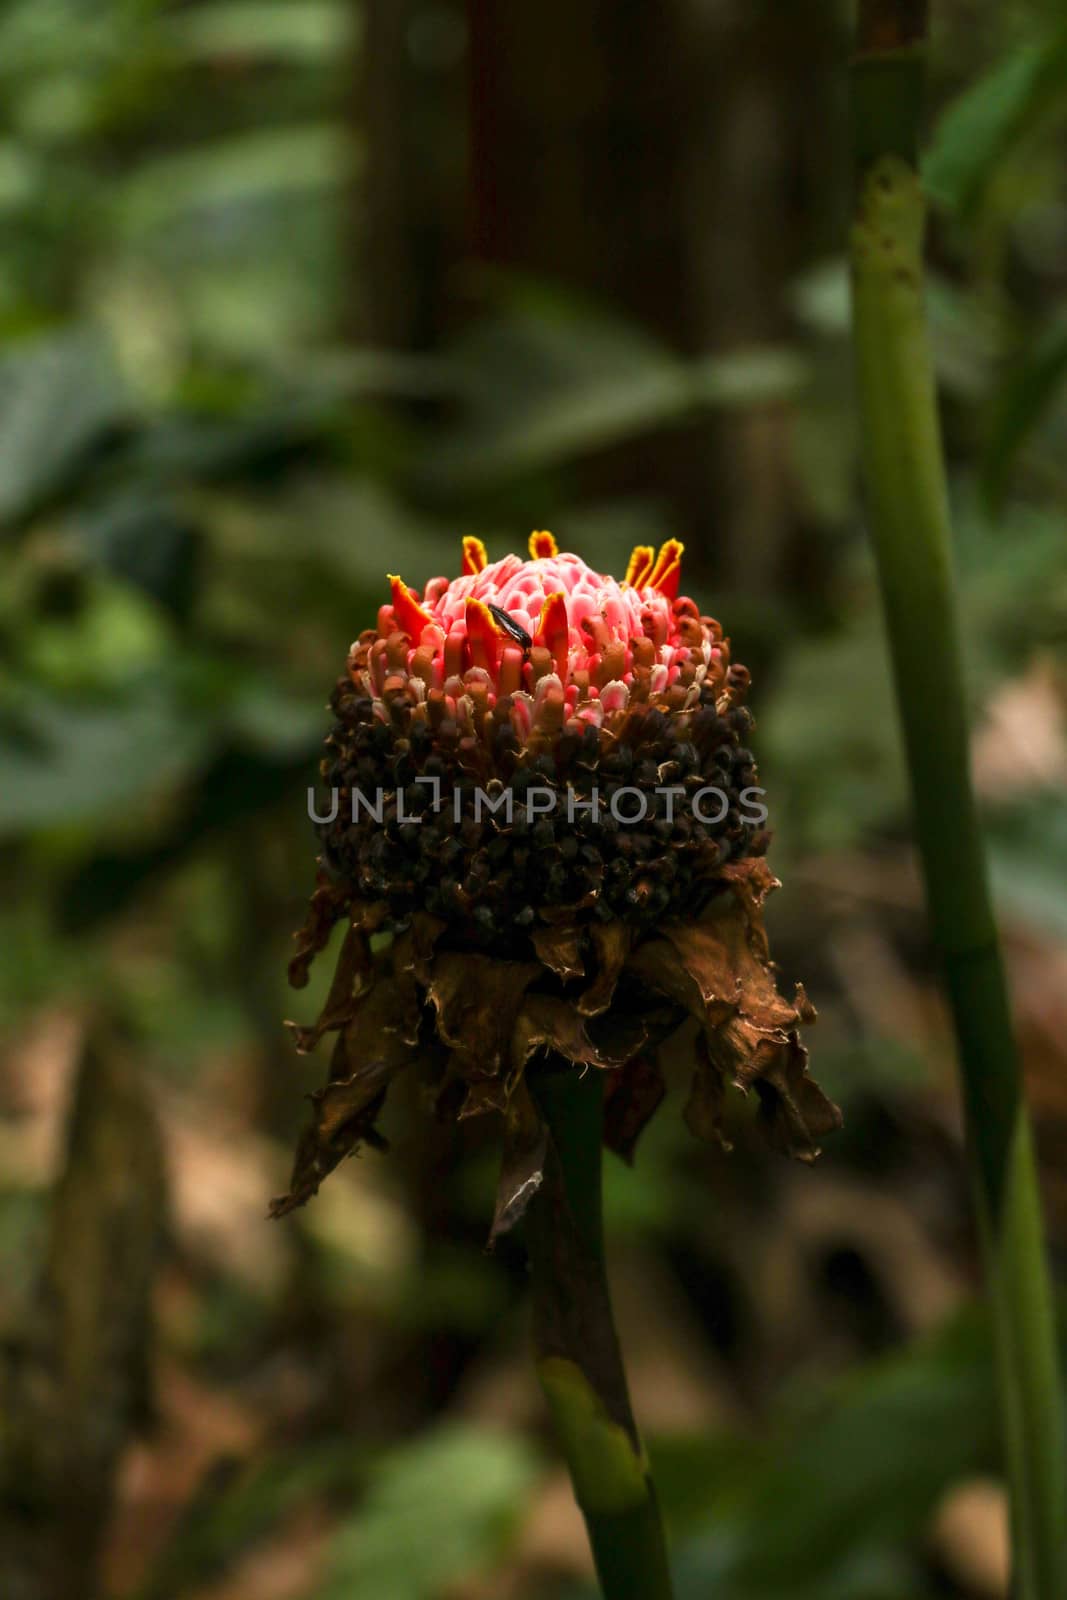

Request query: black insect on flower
[{"left": 488, "top": 602, "right": 534, "bottom": 654}]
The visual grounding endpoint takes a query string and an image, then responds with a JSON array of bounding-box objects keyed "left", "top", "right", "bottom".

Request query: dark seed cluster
[{"left": 315, "top": 672, "right": 770, "bottom": 955}]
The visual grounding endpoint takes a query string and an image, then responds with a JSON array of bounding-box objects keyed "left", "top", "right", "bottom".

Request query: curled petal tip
[
  {"left": 654, "top": 558, "right": 681, "bottom": 601},
  {"left": 535, "top": 590, "right": 570, "bottom": 680},
  {"left": 465, "top": 597, "right": 503, "bottom": 673},
  {"left": 529, "top": 529, "right": 558, "bottom": 559},
  {"left": 388, "top": 575, "right": 434, "bottom": 641},
  {"left": 462, "top": 535, "right": 488, "bottom": 575},
  {"left": 647, "top": 539, "right": 684, "bottom": 597},
  {"left": 624, "top": 544, "right": 655, "bottom": 587}
]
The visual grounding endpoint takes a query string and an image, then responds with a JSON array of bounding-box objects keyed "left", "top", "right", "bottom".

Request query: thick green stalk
[
  {"left": 850, "top": 10, "right": 1067, "bottom": 1597},
  {"left": 526, "top": 1066, "right": 674, "bottom": 1600}
]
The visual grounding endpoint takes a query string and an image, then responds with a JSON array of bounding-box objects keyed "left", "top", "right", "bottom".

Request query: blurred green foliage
[{"left": 2, "top": 1, "right": 1067, "bottom": 1597}]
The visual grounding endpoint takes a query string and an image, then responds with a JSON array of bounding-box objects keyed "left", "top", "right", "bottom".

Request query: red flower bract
[{"left": 274, "top": 534, "right": 840, "bottom": 1225}]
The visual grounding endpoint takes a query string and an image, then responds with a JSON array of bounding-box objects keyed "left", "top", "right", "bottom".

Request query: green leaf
[
  {"left": 320, "top": 1424, "right": 541, "bottom": 1600},
  {"left": 57, "top": 739, "right": 318, "bottom": 932},
  {"left": 760, "top": 617, "right": 906, "bottom": 855},
  {"left": 790, "top": 257, "right": 851, "bottom": 338},
  {"left": 115, "top": 125, "right": 353, "bottom": 238},
  {"left": 924, "top": 29, "right": 1067, "bottom": 215},
  {"left": 0, "top": 328, "right": 130, "bottom": 527},
  {"left": 988, "top": 795, "right": 1067, "bottom": 944},
  {"left": 0, "top": 680, "right": 212, "bottom": 835},
  {"left": 274, "top": 479, "right": 470, "bottom": 594},
  {"left": 161, "top": 1, "right": 349, "bottom": 65},
  {"left": 669, "top": 1311, "right": 999, "bottom": 1599},
  {"left": 19, "top": 576, "right": 172, "bottom": 689},
  {"left": 675, "top": 1541, "right": 931, "bottom": 1600},
  {"left": 0, "top": 0, "right": 113, "bottom": 81},
  {"left": 0, "top": 139, "right": 39, "bottom": 213},
  {"left": 77, "top": 491, "right": 204, "bottom": 622},
  {"left": 688, "top": 347, "right": 808, "bottom": 408},
  {"left": 420, "top": 304, "right": 805, "bottom": 492},
  {"left": 729, "top": 1314, "right": 997, "bottom": 1588},
  {"left": 981, "top": 311, "right": 1067, "bottom": 511}
]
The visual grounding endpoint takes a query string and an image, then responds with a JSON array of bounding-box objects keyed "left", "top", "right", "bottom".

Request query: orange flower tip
[
  {"left": 647, "top": 539, "right": 685, "bottom": 594},
  {"left": 653, "top": 557, "right": 682, "bottom": 601},
  {"left": 461, "top": 535, "right": 488, "bottom": 575},
  {"left": 464, "top": 597, "right": 503, "bottom": 672},
  {"left": 388, "top": 574, "right": 434, "bottom": 641},
  {"left": 535, "top": 590, "right": 569, "bottom": 678},
  {"left": 535, "top": 590, "right": 568, "bottom": 640},
  {"left": 624, "top": 544, "right": 655, "bottom": 587},
  {"left": 528, "top": 529, "right": 558, "bottom": 560}
]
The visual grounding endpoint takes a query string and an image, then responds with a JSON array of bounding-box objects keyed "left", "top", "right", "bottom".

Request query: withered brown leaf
[
  {"left": 532, "top": 923, "right": 585, "bottom": 982},
  {"left": 628, "top": 886, "right": 839, "bottom": 1161},
  {"left": 578, "top": 922, "right": 633, "bottom": 1016},
  {"left": 271, "top": 956, "right": 424, "bottom": 1215},
  {"left": 427, "top": 953, "right": 541, "bottom": 1077},
  {"left": 511, "top": 994, "right": 610, "bottom": 1073},
  {"left": 284, "top": 920, "right": 372, "bottom": 1054}
]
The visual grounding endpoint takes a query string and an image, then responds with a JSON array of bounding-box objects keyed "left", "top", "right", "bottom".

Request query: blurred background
[{"left": 2, "top": 1, "right": 1066, "bottom": 1596}]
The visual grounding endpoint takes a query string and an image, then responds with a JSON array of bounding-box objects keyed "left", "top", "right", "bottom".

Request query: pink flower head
[{"left": 365, "top": 531, "right": 725, "bottom": 744}]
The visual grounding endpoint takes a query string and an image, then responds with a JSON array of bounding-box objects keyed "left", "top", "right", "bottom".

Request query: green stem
[
  {"left": 850, "top": 14, "right": 1067, "bottom": 1599},
  {"left": 526, "top": 1065, "right": 674, "bottom": 1600}
]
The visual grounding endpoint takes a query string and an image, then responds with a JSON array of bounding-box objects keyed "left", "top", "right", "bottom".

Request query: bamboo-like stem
[
  {"left": 850, "top": 10, "right": 1067, "bottom": 1597},
  {"left": 526, "top": 1065, "right": 674, "bottom": 1600}
]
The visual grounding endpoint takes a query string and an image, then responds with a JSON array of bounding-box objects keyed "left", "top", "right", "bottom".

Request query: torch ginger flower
[{"left": 274, "top": 533, "right": 839, "bottom": 1228}]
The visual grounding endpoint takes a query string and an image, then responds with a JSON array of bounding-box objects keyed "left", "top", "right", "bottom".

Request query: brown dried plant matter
[{"left": 272, "top": 857, "right": 840, "bottom": 1233}]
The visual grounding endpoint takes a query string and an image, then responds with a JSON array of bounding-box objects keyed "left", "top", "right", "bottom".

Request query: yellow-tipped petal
[
  {"left": 535, "top": 590, "right": 569, "bottom": 679},
  {"left": 462, "top": 535, "right": 488, "bottom": 575},
  {"left": 465, "top": 597, "right": 503, "bottom": 672},
  {"left": 529, "top": 530, "right": 558, "bottom": 559},
  {"left": 624, "top": 544, "right": 655, "bottom": 587},
  {"left": 388, "top": 574, "right": 434, "bottom": 641},
  {"left": 646, "top": 539, "right": 684, "bottom": 596}
]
